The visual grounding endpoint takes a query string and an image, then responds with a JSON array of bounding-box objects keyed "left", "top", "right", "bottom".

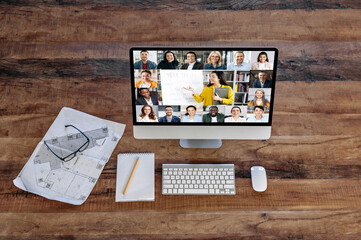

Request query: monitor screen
[{"left": 130, "top": 47, "right": 278, "bottom": 127}]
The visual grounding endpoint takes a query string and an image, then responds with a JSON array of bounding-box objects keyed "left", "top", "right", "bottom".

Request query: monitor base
[{"left": 180, "top": 139, "right": 222, "bottom": 149}]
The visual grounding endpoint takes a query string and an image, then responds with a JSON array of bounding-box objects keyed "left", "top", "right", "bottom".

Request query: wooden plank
[
  {"left": 1, "top": 41, "right": 361, "bottom": 59},
  {"left": 0, "top": 210, "right": 360, "bottom": 239},
  {"left": 0, "top": 9, "right": 360, "bottom": 42},
  {"left": 1, "top": 179, "right": 361, "bottom": 211},
  {"left": 0, "top": 59, "right": 129, "bottom": 78},
  {"left": 1, "top": 52, "right": 361, "bottom": 82},
  {"left": 0, "top": 0, "right": 360, "bottom": 10}
]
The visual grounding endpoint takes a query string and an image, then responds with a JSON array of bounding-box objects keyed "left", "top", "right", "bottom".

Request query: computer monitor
[{"left": 130, "top": 47, "right": 278, "bottom": 148}]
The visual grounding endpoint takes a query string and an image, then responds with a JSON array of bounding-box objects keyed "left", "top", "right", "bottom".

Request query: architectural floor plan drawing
[
  {"left": 34, "top": 127, "right": 112, "bottom": 201},
  {"left": 13, "top": 107, "right": 126, "bottom": 205}
]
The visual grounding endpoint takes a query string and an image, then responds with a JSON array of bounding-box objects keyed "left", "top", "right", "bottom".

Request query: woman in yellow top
[
  {"left": 135, "top": 70, "right": 158, "bottom": 88},
  {"left": 184, "top": 71, "right": 233, "bottom": 106},
  {"left": 248, "top": 89, "right": 270, "bottom": 108}
]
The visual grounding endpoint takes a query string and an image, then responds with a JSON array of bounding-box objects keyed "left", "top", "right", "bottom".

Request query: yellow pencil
[{"left": 123, "top": 158, "right": 139, "bottom": 195}]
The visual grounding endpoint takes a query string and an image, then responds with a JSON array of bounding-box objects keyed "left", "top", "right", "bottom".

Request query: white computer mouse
[{"left": 251, "top": 166, "right": 267, "bottom": 192}]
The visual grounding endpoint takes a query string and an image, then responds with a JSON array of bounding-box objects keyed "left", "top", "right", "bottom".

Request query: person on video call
[
  {"left": 134, "top": 70, "right": 158, "bottom": 88},
  {"left": 137, "top": 105, "right": 158, "bottom": 122},
  {"left": 134, "top": 50, "right": 157, "bottom": 70},
  {"left": 251, "top": 52, "right": 273, "bottom": 70},
  {"left": 247, "top": 106, "right": 268, "bottom": 122},
  {"left": 181, "top": 105, "right": 202, "bottom": 122},
  {"left": 158, "top": 106, "right": 181, "bottom": 123},
  {"left": 184, "top": 71, "right": 233, "bottom": 106},
  {"left": 180, "top": 51, "right": 204, "bottom": 70},
  {"left": 157, "top": 51, "right": 179, "bottom": 69},
  {"left": 202, "top": 106, "right": 225, "bottom": 123},
  {"left": 227, "top": 51, "right": 251, "bottom": 71},
  {"left": 135, "top": 88, "right": 159, "bottom": 105},
  {"left": 252, "top": 71, "right": 272, "bottom": 88},
  {"left": 225, "top": 106, "right": 246, "bottom": 122},
  {"left": 248, "top": 89, "right": 270, "bottom": 109},
  {"left": 204, "top": 51, "right": 227, "bottom": 70}
]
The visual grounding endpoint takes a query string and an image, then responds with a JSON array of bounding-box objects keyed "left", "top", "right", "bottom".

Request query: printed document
[{"left": 13, "top": 107, "right": 126, "bottom": 205}]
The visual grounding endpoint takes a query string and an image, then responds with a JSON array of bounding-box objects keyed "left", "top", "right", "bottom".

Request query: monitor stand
[{"left": 180, "top": 139, "right": 222, "bottom": 149}]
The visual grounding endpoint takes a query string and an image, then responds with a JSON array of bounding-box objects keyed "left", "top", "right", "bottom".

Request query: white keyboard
[{"left": 162, "top": 164, "right": 236, "bottom": 195}]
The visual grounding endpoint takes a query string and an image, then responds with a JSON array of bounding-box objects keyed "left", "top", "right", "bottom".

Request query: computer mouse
[{"left": 251, "top": 166, "right": 267, "bottom": 192}]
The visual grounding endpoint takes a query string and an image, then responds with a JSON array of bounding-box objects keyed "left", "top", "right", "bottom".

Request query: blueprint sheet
[{"left": 13, "top": 107, "right": 126, "bottom": 205}]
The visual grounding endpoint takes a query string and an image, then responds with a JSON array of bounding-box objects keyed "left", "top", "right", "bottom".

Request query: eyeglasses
[{"left": 44, "top": 125, "right": 90, "bottom": 162}]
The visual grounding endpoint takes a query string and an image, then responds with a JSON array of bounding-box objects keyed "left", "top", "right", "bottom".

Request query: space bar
[{"left": 184, "top": 189, "right": 209, "bottom": 194}]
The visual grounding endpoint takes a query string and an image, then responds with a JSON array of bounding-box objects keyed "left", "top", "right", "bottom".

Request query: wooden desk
[{"left": 1, "top": 1, "right": 360, "bottom": 239}]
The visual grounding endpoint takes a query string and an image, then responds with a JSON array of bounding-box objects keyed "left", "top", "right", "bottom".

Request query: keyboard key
[{"left": 184, "top": 189, "right": 208, "bottom": 194}]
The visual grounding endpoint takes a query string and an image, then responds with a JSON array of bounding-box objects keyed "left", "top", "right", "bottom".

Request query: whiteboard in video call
[{"left": 161, "top": 70, "right": 204, "bottom": 105}]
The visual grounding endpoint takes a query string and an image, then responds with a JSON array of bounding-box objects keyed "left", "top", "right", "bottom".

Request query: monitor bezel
[{"left": 130, "top": 46, "right": 278, "bottom": 126}]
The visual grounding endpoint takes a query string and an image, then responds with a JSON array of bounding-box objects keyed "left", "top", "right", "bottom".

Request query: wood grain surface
[{"left": 1, "top": 1, "right": 360, "bottom": 239}]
